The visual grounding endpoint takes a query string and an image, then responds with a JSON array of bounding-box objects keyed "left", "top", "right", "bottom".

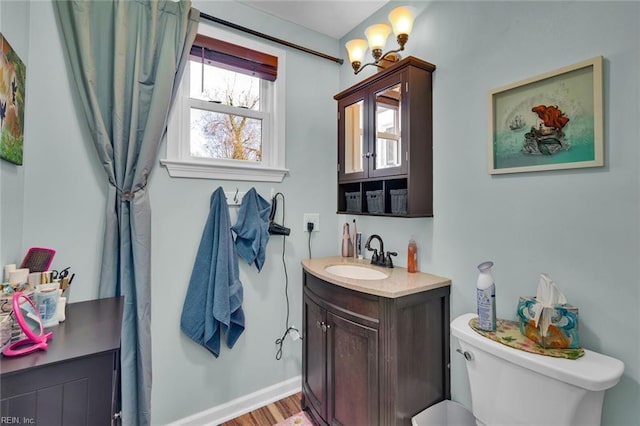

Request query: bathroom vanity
[
  {"left": 301, "top": 257, "right": 451, "bottom": 426},
  {"left": 1, "top": 297, "right": 123, "bottom": 425}
]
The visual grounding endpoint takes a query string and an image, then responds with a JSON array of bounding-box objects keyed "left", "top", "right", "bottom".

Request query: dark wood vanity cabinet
[
  {"left": 1, "top": 297, "right": 123, "bottom": 426},
  {"left": 335, "top": 56, "right": 436, "bottom": 217},
  {"left": 302, "top": 271, "right": 450, "bottom": 426},
  {"left": 304, "top": 291, "right": 380, "bottom": 425}
]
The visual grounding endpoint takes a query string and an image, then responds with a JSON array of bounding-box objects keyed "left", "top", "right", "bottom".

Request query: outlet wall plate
[{"left": 303, "top": 213, "right": 320, "bottom": 232}]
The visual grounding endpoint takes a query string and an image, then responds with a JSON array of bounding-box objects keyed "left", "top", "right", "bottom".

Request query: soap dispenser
[{"left": 407, "top": 237, "right": 417, "bottom": 273}]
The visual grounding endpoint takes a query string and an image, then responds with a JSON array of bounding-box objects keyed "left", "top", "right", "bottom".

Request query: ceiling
[{"left": 238, "top": 1, "right": 389, "bottom": 39}]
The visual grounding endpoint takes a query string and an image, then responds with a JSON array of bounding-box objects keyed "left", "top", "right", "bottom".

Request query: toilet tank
[{"left": 451, "top": 313, "right": 624, "bottom": 426}]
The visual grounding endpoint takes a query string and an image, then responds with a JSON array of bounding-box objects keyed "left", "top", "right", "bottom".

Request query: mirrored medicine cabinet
[{"left": 335, "top": 56, "right": 436, "bottom": 217}]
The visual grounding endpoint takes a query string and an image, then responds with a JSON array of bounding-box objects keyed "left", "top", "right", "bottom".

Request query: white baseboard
[{"left": 168, "top": 375, "right": 302, "bottom": 426}]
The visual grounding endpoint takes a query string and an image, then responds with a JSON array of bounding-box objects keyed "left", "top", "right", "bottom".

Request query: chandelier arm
[
  {"left": 380, "top": 46, "right": 404, "bottom": 60},
  {"left": 354, "top": 61, "right": 378, "bottom": 75},
  {"left": 354, "top": 46, "right": 406, "bottom": 75}
]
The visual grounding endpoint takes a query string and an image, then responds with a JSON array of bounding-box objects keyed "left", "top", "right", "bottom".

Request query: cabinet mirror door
[
  {"left": 374, "top": 83, "right": 402, "bottom": 171},
  {"left": 343, "top": 99, "right": 364, "bottom": 175}
]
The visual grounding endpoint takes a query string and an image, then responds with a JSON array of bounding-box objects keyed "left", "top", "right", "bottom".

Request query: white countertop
[{"left": 302, "top": 256, "right": 451, "bottom": 298}]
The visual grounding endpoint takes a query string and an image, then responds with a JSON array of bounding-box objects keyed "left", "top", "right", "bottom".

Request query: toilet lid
[{"left": 411, "top": 400, "right": 475, "bottom": 426}]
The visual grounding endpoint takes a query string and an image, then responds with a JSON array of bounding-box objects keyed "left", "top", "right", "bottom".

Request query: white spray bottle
[{"left": 476, "top": 261, "right": 496, "bottom": 331}]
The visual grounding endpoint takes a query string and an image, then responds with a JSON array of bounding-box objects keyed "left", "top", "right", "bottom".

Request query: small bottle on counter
[
  {"left": 407, "top": 237, "right": 417, "bottom": 273},
  {"left": 342, "top": 223, "right": 353, "bottom": 257},
  {"left": 352, "top": 219, "right": 358, "bottom": 259}
]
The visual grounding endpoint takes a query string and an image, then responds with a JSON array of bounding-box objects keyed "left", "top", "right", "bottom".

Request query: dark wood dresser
[{"left": 1, "top": 297, "right": 123, "bottom": 426}]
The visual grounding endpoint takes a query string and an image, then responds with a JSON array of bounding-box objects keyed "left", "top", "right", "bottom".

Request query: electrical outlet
[
  {"left": 290, "top": 328, "right": 301, "bottom": 341},
  {"left": 303, "top": 213, "right": 320, "bottom": 232}
]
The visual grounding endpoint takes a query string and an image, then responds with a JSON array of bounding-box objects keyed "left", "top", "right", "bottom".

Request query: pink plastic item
[
  {"left": 19, "top": 247, "right": 56, "bottom": 273},
  {"left": 2, "top": 292, "right": 53, "bottom": 357}
]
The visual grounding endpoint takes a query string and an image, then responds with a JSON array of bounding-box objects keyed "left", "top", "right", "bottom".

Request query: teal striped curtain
[{"left": 54, "top": 1, "right": 198, "bottom": 424}]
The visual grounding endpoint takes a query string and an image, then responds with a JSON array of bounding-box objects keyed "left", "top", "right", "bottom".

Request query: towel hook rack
[{"left": 224, "top": 188, "right": 245, "bottom": 207}]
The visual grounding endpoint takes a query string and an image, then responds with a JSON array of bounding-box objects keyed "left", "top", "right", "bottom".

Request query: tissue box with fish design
[{"left": 516, "top": 296, "right": 579, "bottom": 349}]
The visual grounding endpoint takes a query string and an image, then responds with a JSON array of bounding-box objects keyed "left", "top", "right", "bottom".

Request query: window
[{"left": 162, "top": 24, "right": 287, "bottom": 182}]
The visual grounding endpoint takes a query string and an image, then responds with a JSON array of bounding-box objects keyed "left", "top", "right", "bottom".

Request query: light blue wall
[
  {"left": 339, "top": 1, "right": 639, "bottom": 425},
  {"left": 0, "top": 0, "right": 29, "bottom": 272},
  {"left": 6, "top": 0, "right": 639, "bottom": 425},
  {"left": 149, "top": 2, "right": 340, "bottom": 423},
  {"left": 21, "top": 1, "right": 105, "bottom": 303}
]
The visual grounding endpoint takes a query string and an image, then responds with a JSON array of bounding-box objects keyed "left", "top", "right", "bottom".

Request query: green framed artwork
[
  {"left": 1, "top": 33, "right": 26, "bottom": 165},
  {"left": 488, "top": 56, "right": 603, "bottom": 174}
]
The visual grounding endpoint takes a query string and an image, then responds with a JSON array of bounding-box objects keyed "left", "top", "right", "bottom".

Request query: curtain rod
[{"left": 199, "top": 12, "right": 344, "bottom": 65}]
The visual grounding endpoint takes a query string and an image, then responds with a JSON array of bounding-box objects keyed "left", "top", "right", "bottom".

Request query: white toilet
[{"left": 412, "top": 313, "right": 625, "bottom": 426}]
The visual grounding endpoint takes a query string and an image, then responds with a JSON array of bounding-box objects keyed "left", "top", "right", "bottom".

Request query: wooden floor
[{"left": 220, "top": 392, "right": 304, "bottom": 426}]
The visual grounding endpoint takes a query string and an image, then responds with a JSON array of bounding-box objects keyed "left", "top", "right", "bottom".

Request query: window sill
[{"left": 160, "top": 158, "right": 288, "bottom": 182}]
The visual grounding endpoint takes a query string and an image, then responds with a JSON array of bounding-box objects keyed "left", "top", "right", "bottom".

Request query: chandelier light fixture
[{"left": 345, "top": 6, "right": 415, "bottom": 74}]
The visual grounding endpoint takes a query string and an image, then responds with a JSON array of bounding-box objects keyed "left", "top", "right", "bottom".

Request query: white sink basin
[{"left": 324, "top": 264, "right": 389, "bottom": 280}]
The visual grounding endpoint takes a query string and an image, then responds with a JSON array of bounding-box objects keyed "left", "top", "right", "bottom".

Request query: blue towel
[
  {"left": 231, "top": 187, "right": 271, "bottom": 271},
  {"left": 180, "top": 187, "right": 245, "bottom": 357}
]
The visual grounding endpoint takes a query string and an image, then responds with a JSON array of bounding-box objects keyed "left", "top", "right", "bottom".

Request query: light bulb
[
  {"left": 388, "top": 6, "right": 415, "bottom": 37},
  {"left": 345, "top": 38, "right": 368, "bottom": 64},
  {"left": 364, "top": 23, "right": 391, "bottom": 51}
]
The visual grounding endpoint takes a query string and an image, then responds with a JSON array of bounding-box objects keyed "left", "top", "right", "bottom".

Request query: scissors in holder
[{"left": 51, "top": 267, "right": 70, "bottom": 281}]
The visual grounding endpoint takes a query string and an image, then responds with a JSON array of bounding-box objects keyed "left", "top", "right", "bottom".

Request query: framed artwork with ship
[{"left": 488, "top": 56, "right": 603, "bottom": 174}]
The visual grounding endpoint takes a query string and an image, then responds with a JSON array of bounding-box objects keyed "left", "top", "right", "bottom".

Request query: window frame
[{"left": 161, "top": 23, "right": 288, "bottom": 182}]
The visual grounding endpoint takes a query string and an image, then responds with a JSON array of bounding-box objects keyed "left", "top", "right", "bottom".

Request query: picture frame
[
  {"left": 488, "top": 56, "right": 603, "bottom": 174},
  {"left": 1, "top": 33, "right": 26, "bottom": 166}
]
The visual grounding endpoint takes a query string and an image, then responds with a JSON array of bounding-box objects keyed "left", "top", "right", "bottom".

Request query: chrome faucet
[{"left": 364, "top": 234, "right": 397, "bottom": 268}]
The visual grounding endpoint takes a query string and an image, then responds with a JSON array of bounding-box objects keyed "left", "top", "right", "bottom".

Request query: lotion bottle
[
  {"left": 476, "top": 261, "right": 496, "bottom": 331},
  {"left": 342, "top": 223, "right": 353, "bottom": 257},
  {"left": 407, "top": 237, "right": 417, "bottom": 273}
]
